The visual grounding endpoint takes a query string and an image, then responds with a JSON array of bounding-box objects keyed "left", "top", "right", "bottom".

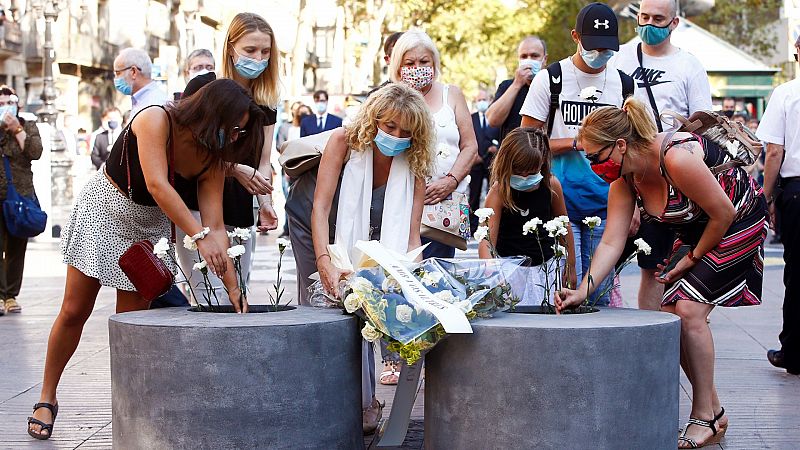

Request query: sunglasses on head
[
  {"left": 585, "top": 143, "right": 614, "bottom": 165},
  {"left": 231, "top": 126, "right": 247, "bottom": 140}
]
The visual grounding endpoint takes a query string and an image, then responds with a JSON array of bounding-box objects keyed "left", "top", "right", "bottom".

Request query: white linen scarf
[{"left": 334, "top": 148, "right": 415, "bottom": 263}]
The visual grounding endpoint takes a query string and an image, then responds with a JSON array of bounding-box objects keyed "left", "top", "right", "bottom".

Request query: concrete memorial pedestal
[
  {"left": 425, "top": 307, "right": 681, "bottom": 449},
  {"left": 109, "top": 306, "right": 363, "bottom": 449}
]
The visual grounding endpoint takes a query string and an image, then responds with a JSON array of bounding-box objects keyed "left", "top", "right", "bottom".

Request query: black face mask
[{"left": 722, "top": 110, "right": 734, "bottom": 118}]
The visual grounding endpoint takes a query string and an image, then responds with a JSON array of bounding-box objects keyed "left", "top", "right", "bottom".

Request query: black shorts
[{"left": 636, "top": 220, "right": 676, "bottom": 270}]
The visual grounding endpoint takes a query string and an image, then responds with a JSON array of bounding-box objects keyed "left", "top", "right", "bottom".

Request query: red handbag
[
  {"left": 117, "top": 106, "right": 177, "bottom": 303},
  {"left": 119, "top": 240, "right": 174, "bottom": 301}
]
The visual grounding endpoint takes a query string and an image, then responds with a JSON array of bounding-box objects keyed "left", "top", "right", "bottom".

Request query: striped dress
[{"left": 635, "top": 135, "right": 768, "bottom": 307}]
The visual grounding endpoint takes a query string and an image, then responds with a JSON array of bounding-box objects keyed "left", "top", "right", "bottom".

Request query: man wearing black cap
[{"left": 519, "top": 2, "right": 634, "bottom": 306}]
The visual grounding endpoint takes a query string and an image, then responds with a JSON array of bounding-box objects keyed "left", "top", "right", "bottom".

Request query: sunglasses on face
[{"left": 585, "top": 143, "right": 615, "bottom": 165}]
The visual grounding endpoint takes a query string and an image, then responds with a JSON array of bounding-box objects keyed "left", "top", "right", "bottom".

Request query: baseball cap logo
[{"left": 594, "top": 19, "right": 609, "bottom": 29}]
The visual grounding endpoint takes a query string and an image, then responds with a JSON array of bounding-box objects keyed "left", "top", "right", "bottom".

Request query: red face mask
[{"left": 591, "top": 153, "right": 625, "bottom": 184}]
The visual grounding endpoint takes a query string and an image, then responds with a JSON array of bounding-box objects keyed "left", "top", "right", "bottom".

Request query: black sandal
[
  {"left": 678, "top": 416, "right": 722, "bottom": 448},
  {"left": 27, "top": 402, "right": 58, "bottom": 440}
]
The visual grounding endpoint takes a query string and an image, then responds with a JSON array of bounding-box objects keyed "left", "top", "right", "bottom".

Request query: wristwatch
[{"left": 13, "top": 125, "right": 23, "bottom": 135}]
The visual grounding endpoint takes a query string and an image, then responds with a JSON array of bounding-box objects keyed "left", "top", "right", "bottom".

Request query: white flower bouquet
[{"left": 318, "top": 241, "right": 524, "bottom": 364}]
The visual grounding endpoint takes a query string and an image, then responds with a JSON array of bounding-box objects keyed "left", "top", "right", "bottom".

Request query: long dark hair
[{"left": 169, "top": 78, "right": 265, "bottom": 168}]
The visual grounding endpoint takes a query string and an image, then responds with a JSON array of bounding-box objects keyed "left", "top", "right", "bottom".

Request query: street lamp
[{"left": 32, "top": 0, "right": 63, "bottom": 124}]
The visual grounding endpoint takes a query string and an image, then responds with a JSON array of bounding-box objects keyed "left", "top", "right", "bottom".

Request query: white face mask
[{"left": 519, "top": 58, "right": 543, "bottom": 79}]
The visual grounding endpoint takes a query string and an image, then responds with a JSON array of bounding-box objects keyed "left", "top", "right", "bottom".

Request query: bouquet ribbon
[{"left": 355, "top": 240, "right": 473, "bottom": 334}]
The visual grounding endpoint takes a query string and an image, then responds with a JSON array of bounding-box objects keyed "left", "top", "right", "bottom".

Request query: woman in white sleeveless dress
[{"left": 389, "top": 30, "right": 478, "bottom": 258}]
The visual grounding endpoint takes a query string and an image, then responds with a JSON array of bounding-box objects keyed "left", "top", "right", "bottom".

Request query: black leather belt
[{"left": 779, "top": 176, "right": 800, "bottom": 187}]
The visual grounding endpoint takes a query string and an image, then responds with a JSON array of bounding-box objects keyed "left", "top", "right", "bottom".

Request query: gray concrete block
[
  {"left": 424, "top": 307, "right": 681, "bottom": 449},
  {"left": 109, "top": 306, "right": 363, "bottom": 449}
]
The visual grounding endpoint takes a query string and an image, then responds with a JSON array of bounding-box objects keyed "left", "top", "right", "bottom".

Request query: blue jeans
[
  {"left": 422, "top": 237, "right": 456, "bottom": 259},
  {"left": 570, "top": 221, "right": 612, "bottom": 306}
]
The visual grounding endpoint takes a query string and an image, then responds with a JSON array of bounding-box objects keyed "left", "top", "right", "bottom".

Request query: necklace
[{"left": 571, "top": 56, "right": 607, "bottom": 103}]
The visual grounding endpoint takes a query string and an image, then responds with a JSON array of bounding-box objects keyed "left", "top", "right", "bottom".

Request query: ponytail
[{"left": 622, "top": 97, "right": 657, "bottom": 143}]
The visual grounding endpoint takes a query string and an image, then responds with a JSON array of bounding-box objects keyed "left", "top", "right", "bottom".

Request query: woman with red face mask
[{"left": 557, "top": 97, "right": 767, "bottom": 448}]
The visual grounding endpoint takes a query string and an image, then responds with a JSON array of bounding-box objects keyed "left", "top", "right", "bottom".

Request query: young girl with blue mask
[{"left": 478, "top": 127, "right": 576, "bottom": 305}]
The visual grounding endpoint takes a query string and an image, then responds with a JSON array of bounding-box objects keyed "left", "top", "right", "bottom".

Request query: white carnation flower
[
  {"left": 582, "top": 216, "right": 602, "bottom": 228},
  {"left": 276, "top": 237, "right": 291, "bottom": 252},
  {"left": 192, "top": 260, "right": 208, "bottom": 272},
  {"left": 436, "top": 143, "right": 452, "bottom": 159},
  {"left": 395, "top": 304, "right": 414, "bottom": 323},
  {"left": 434, "top": 290, "right": 458, "bottom": 304},
  {"left": 227, "top": 244, "right": 246, "bottom": 258},
  {"left": 361, "top": 323, "right": 382, "bottom": 342},
  {"left": 543, "top": 219, "right": 566, "bottom": 238},
  {"left": 580, "top": 86, "right": 600, "bottom": 100},
  {"left": 344, "top": 292, "right": 363, "bottom": 313},
  {"left": 183, "top": 234, "right": 198, "bottom": 251},
  {"left": 557, "top": 215, "right": 571, "bottom": 225},
  {"left": 522, "top": 217, "right": 543, "bottom": 235},
  {"left": 232, "top": 227, "right": 251, "bottom": 241},
  {"left": 474, "top": 225, "right": 489, "bottom": 242},
  {"left": 474, "top": 208, "right": 495, "bottom": 222},
  {"left": 634, "top": 238, "right": 652, "bottom": 255},
  {"left": 153, "top": 238, "right": 170, "bottom": 260},
  {"left": 553, "top": 244, "right": 567, "bottom": 258}
]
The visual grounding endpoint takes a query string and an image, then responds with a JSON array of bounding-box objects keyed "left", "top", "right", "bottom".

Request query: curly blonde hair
[{"left": 346, "top": 83, "right": 435, "bottom": 179}]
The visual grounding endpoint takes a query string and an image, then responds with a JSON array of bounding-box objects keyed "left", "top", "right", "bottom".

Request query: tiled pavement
[{"left": 1, "top": 235, "right": 798, "bottom": 449}]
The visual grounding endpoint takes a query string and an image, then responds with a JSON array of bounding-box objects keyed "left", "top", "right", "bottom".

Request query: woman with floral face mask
[
  {"left": 388, "top": 30, "right": 478, "bottom": 258},
  {"left": 557, "top": 97, "right": 767, "bottom": 448},
  {"left": 0, "top": 86, "right": 42, "bottom": 317}
]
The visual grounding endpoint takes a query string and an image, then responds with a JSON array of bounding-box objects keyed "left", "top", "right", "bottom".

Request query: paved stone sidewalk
[{"left": 0, "top": 237, "right": 797, "bottom": 449}]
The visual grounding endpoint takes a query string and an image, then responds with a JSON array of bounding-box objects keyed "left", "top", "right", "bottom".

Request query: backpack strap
[
  {"left": 659, "top": 129, "right": 681, "bottom": 187},
  {"left": 618, "top": 69, "right": 634, "bottom": 101},
  {"left": 636, "top": 43, "right": 662, "bottom": 132},
  {"left": 546, "top": 62, "right": 563, "bottom": 137}
]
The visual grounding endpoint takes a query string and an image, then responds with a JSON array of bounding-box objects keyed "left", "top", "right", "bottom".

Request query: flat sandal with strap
[
  {"left": 678, "top": 415, "right": 722, "bottom": 448},
  {"left": 27, "top": 402, "right": 58, "bottom": 440}
]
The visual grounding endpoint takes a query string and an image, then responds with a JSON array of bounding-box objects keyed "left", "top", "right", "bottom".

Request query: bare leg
[
  {"left": 116, "top": 289, "right": 149, "bottom": 313},
  {"left": 663, "top": 302, "right": 728, "bottom": 432},
  {"left": 29, "top": 266, "right": 101, "bottom": 437},
  {"left": 674, "top": 299, "right": 722, "bottom": 448},
  {"left": 638, "top": 269, "right": 664, "bottom": 311}
]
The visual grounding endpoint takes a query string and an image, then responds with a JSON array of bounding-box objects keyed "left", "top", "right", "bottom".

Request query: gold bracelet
[
  {"left": 316, "top": 253, "right": 331, "bottom": 265},
  {"left": 13, "top": 126, "right": 23, "bottom": 135}
]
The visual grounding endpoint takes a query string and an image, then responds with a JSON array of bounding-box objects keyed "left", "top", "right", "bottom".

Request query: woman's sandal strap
[
  {"left": 678, "top": 436, "right": 699, "bottom": 448},
  {"left": 714, "top": 407, "right": 725, "bottom": 421},
  {"left": 27, "top": 417, "right": 53, "bottom": 431},
  {"left": 687, "top": 417, "right": 718, "bottom": 435},
  {"left": 32, "top": 402, "right": 58, "bottom": 415}
]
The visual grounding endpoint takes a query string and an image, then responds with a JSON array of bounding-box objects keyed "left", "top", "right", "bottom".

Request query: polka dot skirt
[{"left": 60, "top": 169, "right": 175, "bottom": 291}]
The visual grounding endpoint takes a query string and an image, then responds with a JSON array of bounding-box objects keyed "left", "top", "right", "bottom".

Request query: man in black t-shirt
[{"left": 486, "top": 36, "right": 547, "bottom": 143}]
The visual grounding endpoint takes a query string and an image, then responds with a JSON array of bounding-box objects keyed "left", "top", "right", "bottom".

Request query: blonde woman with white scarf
[{"left": 309, "top": 83, "right": 434, "bottom": 434}]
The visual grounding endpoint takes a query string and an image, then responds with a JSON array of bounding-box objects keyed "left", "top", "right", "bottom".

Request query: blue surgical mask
[
  {"left": 233, "top": 50, "right": 268, "bottom": 79},
  {"left": 636, "top": 23, "right": 672, "bottom": 46},
  {"left": 519, "top": 59, "right": 542, "bottom": 78},
  {"left": 107, "top": 120, "right": 119, "bottom": 130},
  {"left": 374, "top": 128, "right": 411, "bottom": 156},
  {"left": 510, "top": 173, "right": 543, "bottom": 191},
  {"left": 315, "top": 101, "right": 327, "bottom": 114},
  {"left": 580, "top": 44, "right": 614, "bottom": 69},
  {"left": 476, "top": 100, "right": 489, "bottom": 113},
  {"left": 0, "top": 105, "right": 18, "bottom": 119},
  {"left": 114, "top": 77, "right": 133, "bottom": 95}
]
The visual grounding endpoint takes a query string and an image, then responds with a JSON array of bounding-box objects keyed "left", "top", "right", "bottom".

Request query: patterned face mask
[{"left": 399, "top": 66, "right": 434, "bottom": 91}]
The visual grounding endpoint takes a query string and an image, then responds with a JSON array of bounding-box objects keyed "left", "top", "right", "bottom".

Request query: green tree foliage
[{"left": 691, "top": 0, "right": 782, "bottom": 60}]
